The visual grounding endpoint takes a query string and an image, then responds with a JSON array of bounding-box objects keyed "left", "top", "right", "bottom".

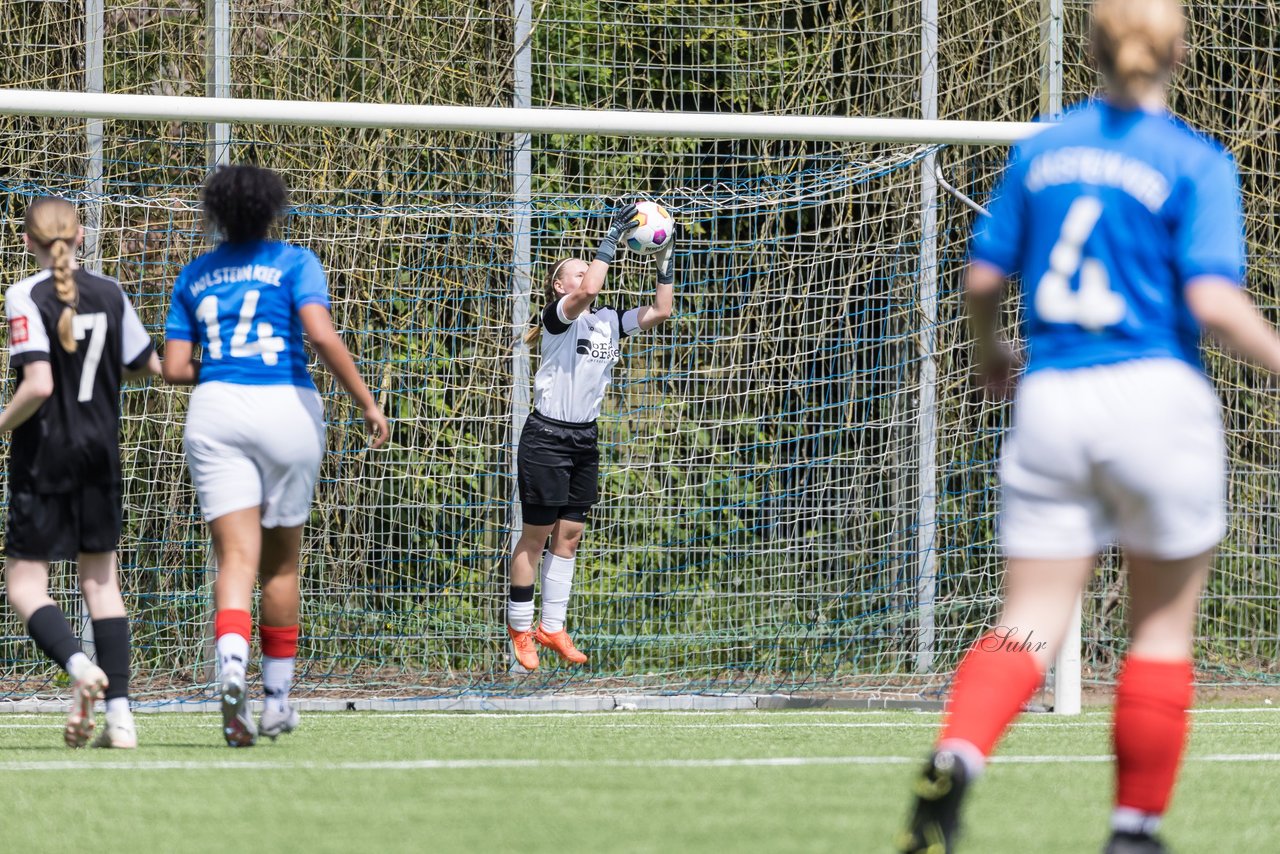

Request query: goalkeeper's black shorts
[{"left": 517, "top": 410, "right": 598, "bottom": 525}]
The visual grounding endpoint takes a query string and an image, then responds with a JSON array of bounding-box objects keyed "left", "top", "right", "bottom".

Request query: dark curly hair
[{"left": 201, "top": 164, "right": 287, "bottom": 243}]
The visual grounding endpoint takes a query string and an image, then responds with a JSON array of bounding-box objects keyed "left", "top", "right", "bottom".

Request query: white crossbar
[{"left": 0, "top": 88, "right": 1045, "bottom": 145}]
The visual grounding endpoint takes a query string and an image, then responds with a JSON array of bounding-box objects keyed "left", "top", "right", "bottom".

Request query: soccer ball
[{"left": 625, "top": 201, "right": 675, "bottom": 256}]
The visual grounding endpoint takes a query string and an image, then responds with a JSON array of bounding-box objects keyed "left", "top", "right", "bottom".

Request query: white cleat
[
  {"left": 91, "top": 709, "right": 138, "bottom": 749},
  {"left": 220, "top": 670, "right": 257, "bottom": 747},
  {"left": 258, "top": 704, "right": 300, "bottom": 741},
  {"left": 65, "top": 664, "right": 108, "bottom": 749}
]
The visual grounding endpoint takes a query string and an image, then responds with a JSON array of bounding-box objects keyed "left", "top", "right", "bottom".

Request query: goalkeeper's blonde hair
[
  {"left": 523, "top": 257, "right": 575, "bottom": 346},
  {"left": 23, "top": 197, "right": 81, "bottom": 353},
  {"left": 1091, "top": 0, "right": 1184, "bottom": 105}
]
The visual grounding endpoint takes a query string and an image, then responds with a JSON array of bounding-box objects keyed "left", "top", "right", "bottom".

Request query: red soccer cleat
[
  {"left": 508, "top": 626, "right": 539, "bottom": 671},
  {"left": 535, "top": 626, "right": 588, "bottom": 665}
]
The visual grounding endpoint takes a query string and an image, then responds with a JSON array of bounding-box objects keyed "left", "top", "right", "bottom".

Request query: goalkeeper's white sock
[
  {"left": 508, "top": 584, "right": 535, "bottom": 632},
  {"left": 539, "top": 553, "right": 576, "bottom": 633}
]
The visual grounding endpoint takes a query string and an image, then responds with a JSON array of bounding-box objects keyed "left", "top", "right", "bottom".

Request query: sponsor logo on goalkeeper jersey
[{"left": 576, "top": 331, "right": 620, "bottom": 361}]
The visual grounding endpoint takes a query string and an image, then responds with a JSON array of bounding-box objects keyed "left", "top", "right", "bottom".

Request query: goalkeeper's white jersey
[{"left": 534, "top": 296, "right": 642, "bottom": 424}]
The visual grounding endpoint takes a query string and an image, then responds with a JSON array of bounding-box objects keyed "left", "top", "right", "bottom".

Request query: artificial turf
[{"left": 0, "top": 706, "right": 1276, "bottom": 852}]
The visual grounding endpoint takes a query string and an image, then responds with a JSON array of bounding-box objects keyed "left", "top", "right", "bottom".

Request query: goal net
[{"left": 0, "top": 1, "right": 1276, "bottom": 705}]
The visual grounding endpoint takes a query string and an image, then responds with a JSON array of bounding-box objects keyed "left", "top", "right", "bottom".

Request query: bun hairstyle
[
  {"left": 23, "top": 197, "right": 81, "bottom": 352},
  {"left": 524, "top": 257, "right": 574, "bottom": 346},
  {"left": 202, "top": 163, "right": 288, "bottom": 243},
  {"left": 1091, "top": 0, "right": 1185, "bottom": 104}
]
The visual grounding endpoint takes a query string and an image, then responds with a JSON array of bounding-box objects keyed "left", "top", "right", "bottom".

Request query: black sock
[
  {"left": 26, "top": 604, "right": 83, "bottom": 672},
  {"left": 92, "top": 617, "right": 130, "bottom": 702},
  {"left": 509, "top": 584, "right": 534, "bottom": 603}
]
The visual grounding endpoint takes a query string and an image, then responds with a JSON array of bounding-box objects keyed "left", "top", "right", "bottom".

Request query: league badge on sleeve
[{"left": 10, "top": 316, "right": 28, "bottom": 345}]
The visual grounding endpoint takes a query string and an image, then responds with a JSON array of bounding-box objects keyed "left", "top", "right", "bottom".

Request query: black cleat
[
  {"left": 1104, "top": 831, "right": 1168, "bottom": 854},
  {"left": 895, "top": 750, "right": 970, "bottom": 854}
]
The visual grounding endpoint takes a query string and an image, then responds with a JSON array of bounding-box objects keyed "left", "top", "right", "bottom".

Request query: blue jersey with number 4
[
  {"left": 166, "top": 240, "right": 330, "bottom": 388},
  {"left": 971, "top": 100, "right": 1245, "bottom": 374}
]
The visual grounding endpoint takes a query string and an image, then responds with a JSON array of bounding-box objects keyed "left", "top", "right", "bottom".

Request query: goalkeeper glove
[
  {"left": 654, "top": 228, "right": 676, "bottom": 285},
  {"left": 594, "top": 201, "right": 641, "bottom": 265}
]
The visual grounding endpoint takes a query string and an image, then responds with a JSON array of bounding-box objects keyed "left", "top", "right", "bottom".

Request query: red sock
[
  {"left": 1113, "top": 657, "right": 1193, "bottom": 815},
  {"left": 939, "top": 632, "right": 1044, "bottom": 757},
  {"left": 214, "top": 609, "right": 252, "bottom": 642},
  {"left": 260, "top": 624, "right": 299, "bottom": 659}
]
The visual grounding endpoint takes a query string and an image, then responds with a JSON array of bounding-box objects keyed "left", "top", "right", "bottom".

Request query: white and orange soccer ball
[{"left": 625, "top": 201, "right": 675, "bottom": 256}]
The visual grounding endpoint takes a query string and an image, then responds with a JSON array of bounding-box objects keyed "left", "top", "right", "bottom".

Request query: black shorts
[
  {"left": 518, "top": 411, "right": 599, "bottom": 526},
  {"left": 4, "top": 483, "right": 123, "bottom": 561}
]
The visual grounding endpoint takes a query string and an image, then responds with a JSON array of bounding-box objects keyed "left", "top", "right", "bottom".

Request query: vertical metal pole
[
  {"left": 202, "top": 0, "right": 232, "bottom": 683},
  {"left": 79, "top": 0, "right": 106, "bottom": 663},
  {"left": 84, "top": 0, "right": 104, "bottom": 268},
  {"left": 915, "top": 0, "right": 939, "bottom": 674},
  {"left": 1040, "top": 0, "right": 1081, "bottom": 716},
  {"left": 207, "top": 0, "right": 231, "bottom": 168},
  {"left": 508, "top": 0, "right": 534, "bottom": 671},
  {"left": 511, "top": 0, "right": 533, "bottom": 546},
  {"left": 1041, "top": 0, "right": 1064, "bottom": 119}
]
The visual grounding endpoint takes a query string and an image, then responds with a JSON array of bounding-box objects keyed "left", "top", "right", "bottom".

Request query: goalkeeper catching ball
[{"left": 506, "top": 202, "right": 675, "bottom": 670}]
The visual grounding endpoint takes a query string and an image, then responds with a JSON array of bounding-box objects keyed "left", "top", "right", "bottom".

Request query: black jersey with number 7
[{"left": 5, "top": 269, "right": 154, "bottom": 492}]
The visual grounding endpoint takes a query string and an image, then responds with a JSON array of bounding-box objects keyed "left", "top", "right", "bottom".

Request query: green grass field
[{"left": 0, "top": 706, "right": 1277, "bottom": 853}]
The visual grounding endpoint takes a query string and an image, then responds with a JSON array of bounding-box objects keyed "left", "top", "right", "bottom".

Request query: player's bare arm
[
  {"left": 560, "top": 201, "right": 640, "bottom": 322},
  {"left": 298, "top": 303, "right": 389, "bottom": 448},
  {"left": 160, "top": 340, "right": 199, "bottom": 385},
  {"left": 0, "top": 360, "right": 54, "bottom": 433},
  {"left": 124, "top": 350, "right": 161, "bottom": 382},
  {"left": 966, "top": 260, "right": 1020, "bottom": 400},
  {"left": 1184, "top": 276, "right": 1280, "bottom": 374},
  {"left": 633, "top": 229, "right": 675, "bottom": 332}
]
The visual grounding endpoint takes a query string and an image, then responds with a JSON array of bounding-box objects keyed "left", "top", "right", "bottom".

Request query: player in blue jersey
[
  {"left": 163, "top": 164, "right": 388, "bottom": 747},
  {"left": 898, "top": 2, "right": 1280, "bottom": 852}
]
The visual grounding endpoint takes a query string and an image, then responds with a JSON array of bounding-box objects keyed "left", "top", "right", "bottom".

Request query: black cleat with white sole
[{"left": 1104, "top": 831, "right": 1168, "bottom": 854}]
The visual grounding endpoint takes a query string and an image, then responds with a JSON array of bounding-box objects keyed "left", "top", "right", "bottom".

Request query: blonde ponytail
[
  {"left": 1091, "top": 0, "right": 1184, "bottom": 104},
  {"left": 50, "top": 238, "right": 78, "bottom": 352},
  {"left": 22, "top": 197, "right": 81, "bottom": 352},
  {"left": 524, "top": 257, "right": 575, "bottom": 347}
]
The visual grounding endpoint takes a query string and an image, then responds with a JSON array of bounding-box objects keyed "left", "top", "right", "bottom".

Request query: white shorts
[
  {"left": 999, "top": 358, "right": 1226, "bottom": 561},
  {"left": 184, "top": 382, "right": 326, "bottom": 528}
]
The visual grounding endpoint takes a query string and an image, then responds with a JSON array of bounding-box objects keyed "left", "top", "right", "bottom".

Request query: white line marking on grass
[
  {"left": 303, "top": 716, "right": 1269, "bottom": 730},
  {"left": 1189, "top": 707, "right": 1280, "bottom": 714},
  {"left": 3, "top": 753, "right": 1280, "bottom": 773}
]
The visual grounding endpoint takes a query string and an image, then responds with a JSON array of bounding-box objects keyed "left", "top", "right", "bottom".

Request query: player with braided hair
[{"left": 3, "top": 196, "right": 159, "bottom": 749}]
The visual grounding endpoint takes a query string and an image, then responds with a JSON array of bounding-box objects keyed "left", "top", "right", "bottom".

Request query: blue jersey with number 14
[
  {"left": 166, "top": 240, "right": 330, "bottom": 388},
  {"left": 971, "top": 100, "right": 1246, "bottom": 374}
]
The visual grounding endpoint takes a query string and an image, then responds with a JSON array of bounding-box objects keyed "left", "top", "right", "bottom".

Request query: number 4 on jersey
[
  {"left": 195, "top": 290, "right": 285, "bottom": 365},
  {"left": 1034, "top": 196, "right": 1127, "bottom": 331}
]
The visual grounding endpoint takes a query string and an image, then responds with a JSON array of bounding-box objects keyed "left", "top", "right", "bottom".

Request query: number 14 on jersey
[{"left": 194, "top": 289, "right": 285, "bottom": 365}]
